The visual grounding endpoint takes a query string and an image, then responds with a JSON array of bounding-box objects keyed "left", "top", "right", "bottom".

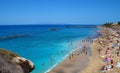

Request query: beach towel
[
  {"left": 103, "top": 59, "right": 109, "bottom": 62},
  {"left": 116, "top": 62, "right": 120, "bottom": 68}
]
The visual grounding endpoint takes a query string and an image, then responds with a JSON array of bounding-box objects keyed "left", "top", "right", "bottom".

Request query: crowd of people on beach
[
  {"left": 41, "top": 39, "right": 92, "bottom": 68},
  {"left": 43, "top": 26, "right": 120, "bottom": 73},
  {"left": 95, "top": 27, "right": 120, "bottom": 73},
  {"left": 68, "top": 39, "right": 92, "bottom": 61}
]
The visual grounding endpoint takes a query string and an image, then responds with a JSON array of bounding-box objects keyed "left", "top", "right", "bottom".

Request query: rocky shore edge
[{"left": 0, "top": 49, "right": 35, "bottom": 73}]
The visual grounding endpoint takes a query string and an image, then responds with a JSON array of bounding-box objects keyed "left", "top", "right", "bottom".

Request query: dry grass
[{"left": 0, "top": 48, "right": 18, "bottom": 60}]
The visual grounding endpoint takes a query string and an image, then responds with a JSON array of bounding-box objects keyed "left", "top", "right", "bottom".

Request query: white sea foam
[
  {"left": 45, "top": 53, "right": 69, "bottom": 73},
  {"left": 45, "top": 39, "right": 83, "bottom": 73}
]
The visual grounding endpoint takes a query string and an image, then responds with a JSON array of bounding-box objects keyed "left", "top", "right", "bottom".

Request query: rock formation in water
[
  {"left": 0, "top": 34, "right": 31, "bottom": 41},
  {"left": 0, "top": 49, "right": 34, "bottom": 73},
  {"left": 49, "top": 28, "right": 60, "bottom": 31}
]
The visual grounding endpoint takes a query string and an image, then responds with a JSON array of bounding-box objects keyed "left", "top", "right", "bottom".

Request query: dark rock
[
  {"left": 0, "top": 34, "right": 31, "bottom": 41},
  {"left": 16, "top": 57, "right": 35, "bottom": 73},
  {"left": 49, "top": 28, "right": 60, "bottom": 31}
]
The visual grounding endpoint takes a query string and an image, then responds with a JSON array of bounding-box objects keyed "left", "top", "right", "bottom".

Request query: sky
[{"left": 0, "top": 0, "right": 120, "bottom": 25}]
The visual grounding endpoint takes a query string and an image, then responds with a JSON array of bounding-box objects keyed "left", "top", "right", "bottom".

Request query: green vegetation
[
  {"left": 102, "top": 22, "right": 113, "bottom": 27},
  {"left": 0, "top": 48, "right": 18, "bottom": 60},
  {"left": 117, "top": 21, "right": 120, "bottom": 25}
]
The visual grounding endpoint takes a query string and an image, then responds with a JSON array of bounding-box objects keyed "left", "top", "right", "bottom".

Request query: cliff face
[{"left": 0, "top": 49, "right": 34, "bottom": 73}]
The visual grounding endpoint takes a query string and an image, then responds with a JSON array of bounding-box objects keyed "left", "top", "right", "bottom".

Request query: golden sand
[{"left": 82, "top": 26, "right": 120, "bottom": 73}]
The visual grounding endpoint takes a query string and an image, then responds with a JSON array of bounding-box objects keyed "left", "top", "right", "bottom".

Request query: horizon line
[{"left": 0, "top": 23, "right": 102, "bottom": 26}]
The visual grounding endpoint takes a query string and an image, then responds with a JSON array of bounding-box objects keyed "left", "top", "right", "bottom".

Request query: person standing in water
[
  {"left": 42, "top": 62, "right": 45, "bottom": 66},
  {"left": 50, "top": 56, "right": 53, "bottom": 64}
]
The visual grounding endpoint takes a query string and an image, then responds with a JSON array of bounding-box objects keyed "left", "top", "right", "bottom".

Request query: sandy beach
[
  {"left": 82, "top": 25, "right": 120, "bottom": 73},
  {"left": 48, "top": 39, "right": 93, "bottom": 73},
  {"left": 48, "top": 53, "right": 89, "bottom": 73},
  {"left": 48, "top": 25, "right": 120, "bottom": 73}
]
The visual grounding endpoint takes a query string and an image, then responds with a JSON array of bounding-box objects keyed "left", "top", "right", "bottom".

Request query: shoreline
[
  {"left": 47, "top": 25, "right": 120, "bottom": 73},
  {"left": 46, "top": 53, "right": 70, "bottom": 73},
  {"left": 47, "top": 38, "right": 93, "bottom": 73},
  {"left": 46, "top": 40, "right": 81, "bottom": 73}
]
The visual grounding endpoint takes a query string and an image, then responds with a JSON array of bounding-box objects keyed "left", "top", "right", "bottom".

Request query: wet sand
[
  {"left": 48, "top": 53, "right": 90, "bottom": 73},
  {"left": 48, "top": 40, "right": 91, "bottom": 73}
]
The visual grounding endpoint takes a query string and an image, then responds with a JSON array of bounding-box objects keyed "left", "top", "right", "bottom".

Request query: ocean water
[{"left": 0, "top": 25, "right": 97, "bottom": 73}]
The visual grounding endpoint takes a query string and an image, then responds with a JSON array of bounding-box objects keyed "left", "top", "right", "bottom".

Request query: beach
[
  {"left": 48, "top": 39, "right": 92, "bottom": 73},
  {"left": 82, "top": 25, "right": 120, "bottom": 73},
  {"left": 48, "top": 53, "right": 89, "bottom": 73},
  {"left": 48, "top": 25, "right": 120, "bottom": 73}
]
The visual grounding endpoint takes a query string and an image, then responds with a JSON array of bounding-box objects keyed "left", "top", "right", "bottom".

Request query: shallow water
[{"left": 0, "top": 25, "right": 97, "bottom": 73}]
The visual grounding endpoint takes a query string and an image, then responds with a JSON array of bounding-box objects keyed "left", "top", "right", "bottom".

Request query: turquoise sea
[{"left": 0, "top": 25, "right": 98, "bottom": 73}]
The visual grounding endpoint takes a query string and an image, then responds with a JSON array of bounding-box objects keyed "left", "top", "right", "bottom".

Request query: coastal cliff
[{"left": 0, "top": 49, "right": 34, "bottom": 73}]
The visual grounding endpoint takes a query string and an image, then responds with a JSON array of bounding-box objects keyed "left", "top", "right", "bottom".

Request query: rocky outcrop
[
  {"left": 14, "top": 57, "right": 34, "bottom": 73},
  {"left": 0, "top": 49, "right": 34, "bottom": 73}
]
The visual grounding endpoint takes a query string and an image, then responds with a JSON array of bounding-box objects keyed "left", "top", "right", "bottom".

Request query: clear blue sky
[{"left": 0, "top": 0, "right": 120, "bottom": 25}]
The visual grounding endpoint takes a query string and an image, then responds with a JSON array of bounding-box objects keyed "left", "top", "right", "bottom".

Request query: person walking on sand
[
  {"left": 111, "top": 59, "right": 114, "bottom": 68},
  {"left": 69, "top": 56, "right": 71, "bottom": 60},
  {"left": 82, "top": 46, "right": 86, "bottom": 53},
  {"left": 98, "top": 48, "right": 102, "bottom": 55},
  {"left": 86, "top": 51, "right": 87, "bottom": 55},
  {"left": 116, "top": 49, "right": 119, "bottom": 56}
]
